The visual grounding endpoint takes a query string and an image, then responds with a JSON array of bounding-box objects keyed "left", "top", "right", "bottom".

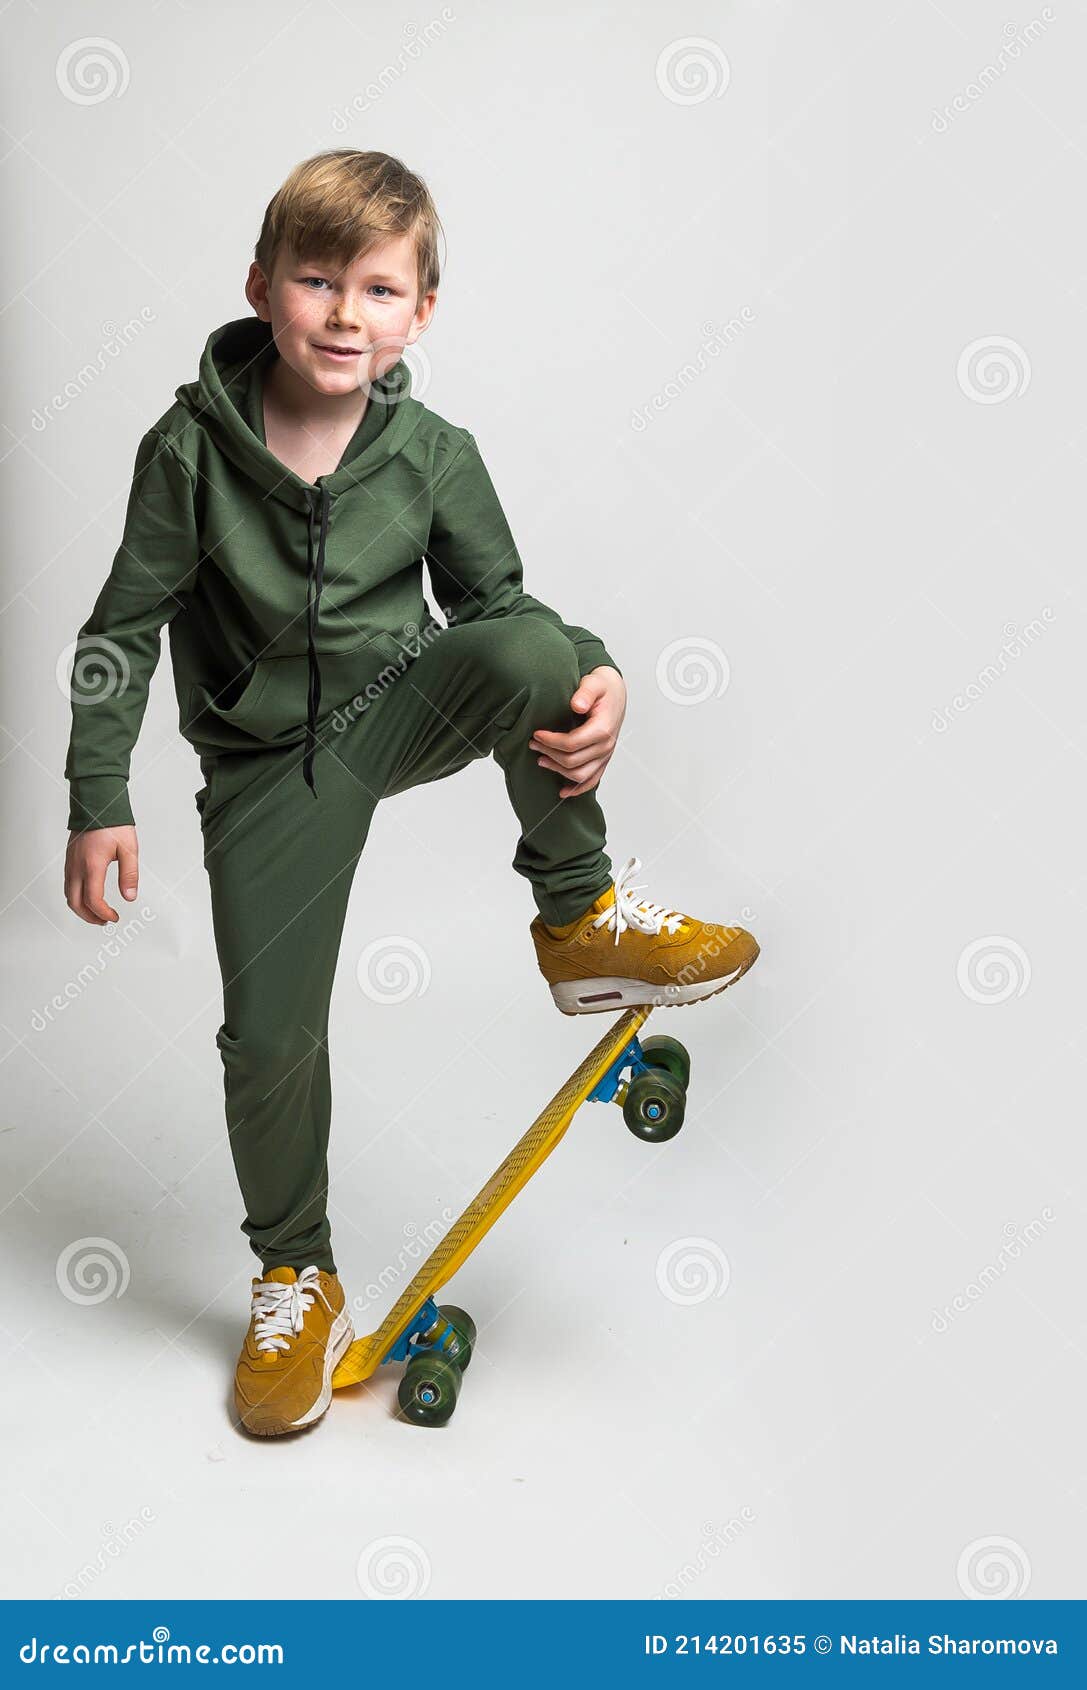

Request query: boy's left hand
[{"left": 529, "top": 666, "right": 627, "bottom": 798}]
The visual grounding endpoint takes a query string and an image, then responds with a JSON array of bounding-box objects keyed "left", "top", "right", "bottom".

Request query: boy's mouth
[{"left": 314, "top": 343, "right": 363, "bottom": 361}]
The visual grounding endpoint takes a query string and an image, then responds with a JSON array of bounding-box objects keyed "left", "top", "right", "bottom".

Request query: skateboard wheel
[
  {"left": 640, "top": 1034, "right": 691, "bottom": 1090},
  {"left": 623, "top": 1068, "right": 685, "bottom": 1143},
  {"left": 398, "top": 1354, "right": 462, "bottom": 1426},
  {"left": 437, "top": 1304, "right": 477, "bottom": 1371}
]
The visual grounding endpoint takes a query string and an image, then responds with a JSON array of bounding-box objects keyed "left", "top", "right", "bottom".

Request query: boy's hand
[
  {"left": 529, "top": 666, "right": 627, "bottom": 799},
  {"left": 64, "top": 825, "right": 140, "bottom": 925}
]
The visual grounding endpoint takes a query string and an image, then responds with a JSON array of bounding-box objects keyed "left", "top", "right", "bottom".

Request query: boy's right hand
[{"left": 64, "top": 825, "right": 139, "bottom": 924}]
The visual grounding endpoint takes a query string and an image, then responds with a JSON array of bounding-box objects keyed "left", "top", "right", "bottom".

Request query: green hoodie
[{"left": 64, "top": 316, "right": 621, "bottom": 833}]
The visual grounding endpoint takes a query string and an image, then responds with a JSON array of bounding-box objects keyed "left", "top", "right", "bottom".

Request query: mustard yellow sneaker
[
  {"left": 233, "top": 1264, "right": 353, "bottom": 1436},
  {"left": 530, "top": 855, "right": 759, "bottom": 1015}
]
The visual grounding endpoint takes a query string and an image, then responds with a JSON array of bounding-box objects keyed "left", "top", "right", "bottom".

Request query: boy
[{"left": 63, "top": 150, "right": 759, "bottom": 1436}]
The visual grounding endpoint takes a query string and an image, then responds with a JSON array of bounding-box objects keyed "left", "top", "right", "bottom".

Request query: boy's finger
[
  {"left": 117, "top": 839, "right": 139, "bottom": 902},
  {"left": 538, "top": 742, "right": 609, "bottom": 772},
  {"left": 560, "top": 755, "right": 607, "bottom": 784},
  {"left": 530, "top": 725, "right": 607, "bottom": 751},
  {"left": 83, "top": 863, "right": 119, "bottom": 924},
  {"left": 71, "top": 882, "right": 112, "bottom": 925},
  {"left": 538, "top": 750, "right": 598, "bottom": 778},
  {"left": 560, "top": 775, "right": 601, "bottom": 798},
  {"left": 541, "top": 755, "right": 607, "bottom": 787},
  {"left": 570, "top": 681, "right": 603, "bottom": 712}
]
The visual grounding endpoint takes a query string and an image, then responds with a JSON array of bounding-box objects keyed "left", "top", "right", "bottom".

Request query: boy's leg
[
  {"left": 195, "top": 744, "right": 380, "bottom": 1274},
  {"left": 330, "top": 613, "right": 613, "bottom": 926},
  {"left": 194, "top": 613, "right": 610, "bottom": 1272}
]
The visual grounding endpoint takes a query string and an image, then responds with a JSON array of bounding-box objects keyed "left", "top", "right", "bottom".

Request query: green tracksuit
[{"left": 65, "top": 317, "right": 620, "bottom": 1272}]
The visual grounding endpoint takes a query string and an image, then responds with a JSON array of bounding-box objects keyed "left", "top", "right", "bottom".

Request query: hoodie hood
[{"left": 174, "top": 315, "right": 426, "bottom": 513}]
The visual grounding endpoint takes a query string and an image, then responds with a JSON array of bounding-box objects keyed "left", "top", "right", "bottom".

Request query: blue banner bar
[{"left": 2, "top": 1600, "right": 1084, "bottom": 1681}]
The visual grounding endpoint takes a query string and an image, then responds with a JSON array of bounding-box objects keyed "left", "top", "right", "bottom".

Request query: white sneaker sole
[{"left": 549, "top": 965, "right": 748, "bottom": 1015}]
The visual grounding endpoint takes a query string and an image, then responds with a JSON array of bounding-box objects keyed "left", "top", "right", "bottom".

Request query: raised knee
[{"left": 479, "top": 616, "right": 579, "bottom": 708}]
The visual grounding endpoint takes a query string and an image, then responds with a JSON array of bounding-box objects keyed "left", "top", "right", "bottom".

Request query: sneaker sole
[
  {"left": 548, "top": 949, "right": 759, "bottom": 1015},
  {"left": 236, "top": 1310, "right": 355, "bottom": 1437}
]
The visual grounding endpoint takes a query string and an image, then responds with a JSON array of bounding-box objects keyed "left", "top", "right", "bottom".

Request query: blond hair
[{"left": 254, "top": 149, "right": 443, "bottom": 305}]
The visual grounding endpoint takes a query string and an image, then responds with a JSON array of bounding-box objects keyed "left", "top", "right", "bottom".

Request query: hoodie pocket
[
  {"left": 188, "top": 630, "right": 408, "bottom": 749},
  {"left": 217, "top": 661, "right": 272, "bottom": 726}
]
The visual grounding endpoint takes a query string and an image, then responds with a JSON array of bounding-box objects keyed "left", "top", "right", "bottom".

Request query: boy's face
[{"left": 246, "top": 230, "right": 436, "bottom": 397}]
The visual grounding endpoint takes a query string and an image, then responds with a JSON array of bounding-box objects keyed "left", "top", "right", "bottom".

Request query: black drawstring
[{"left": 303, "top": 483, "right": 330, "bottom": 797}]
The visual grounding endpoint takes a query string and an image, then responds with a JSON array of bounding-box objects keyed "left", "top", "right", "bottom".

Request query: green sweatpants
[{"left": 194, "top": 614, "right": 613, "bottom": 1275}]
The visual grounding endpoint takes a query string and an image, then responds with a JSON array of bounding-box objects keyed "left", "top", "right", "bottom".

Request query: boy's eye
[{"left": 299, "top": 277, "right": 394, "bottom": 298}]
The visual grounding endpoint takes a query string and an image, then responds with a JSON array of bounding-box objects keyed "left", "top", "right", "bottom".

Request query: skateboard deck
[{"left": 330, "top": 1002, "right": 689, "bottom": 1420}]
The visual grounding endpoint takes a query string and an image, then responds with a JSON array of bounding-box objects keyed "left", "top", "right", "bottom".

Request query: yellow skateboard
[{"left": 330, "top": 1004, "right": 692, "bottom": 1425}]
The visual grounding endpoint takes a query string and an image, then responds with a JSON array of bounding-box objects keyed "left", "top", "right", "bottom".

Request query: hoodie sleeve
[
  {"left": 64, "top": 427, "right": 200, "bottom": 833},
  {"left": 423, "top": 429, "right": 622, "bottom": 680}
]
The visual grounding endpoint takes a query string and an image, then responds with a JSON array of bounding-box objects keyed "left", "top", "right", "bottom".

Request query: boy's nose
[{"left": 329, "top": 298, "right": 365, "bottom": 329}]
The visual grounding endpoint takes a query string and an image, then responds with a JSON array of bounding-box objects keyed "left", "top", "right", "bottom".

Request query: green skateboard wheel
[
  {"left": 398, "top": 1353, "right": 462, "bottom": 1426},
  {"left": 640, "top": 1034, "right": 691, "bottom": 1089},
  {"left": 437, "top": 1304, "right": 477, "bottom": 1371},
  {"left": 623, "top": 1067, "right": 686, "bottom": 1143}
]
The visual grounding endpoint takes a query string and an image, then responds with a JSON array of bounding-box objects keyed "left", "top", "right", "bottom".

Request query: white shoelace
[
  {"left": 251, "top": 1263, "right": 326, "bottom": 1354},
  {"left": 594, "top": 856, "right": 687, "bottom": 947}
]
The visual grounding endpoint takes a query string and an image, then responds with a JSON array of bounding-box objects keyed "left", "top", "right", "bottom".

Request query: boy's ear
[
  {"left": 244, "top": 261, "right": 272, "bottom": 320},
  {"left": 411, "top": 290, "right": 438, "bottom": 338}
]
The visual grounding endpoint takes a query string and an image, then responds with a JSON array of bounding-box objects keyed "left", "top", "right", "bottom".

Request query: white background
[{"left": 1, "top": 0, "right": 1081, "bottom": 1600}]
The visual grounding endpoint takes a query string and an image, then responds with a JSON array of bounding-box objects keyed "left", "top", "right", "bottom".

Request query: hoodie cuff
[
  {"left": 67, "top": 776, "right": 135, "bottom": 834},
  {"left": 576, "top": 642, "right": 623, "bottom": 681}
]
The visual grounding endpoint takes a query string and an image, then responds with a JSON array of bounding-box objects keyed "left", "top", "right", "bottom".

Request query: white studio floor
[{"left": 4, "top": 762, "right": 1082, "bottom": 1599}]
